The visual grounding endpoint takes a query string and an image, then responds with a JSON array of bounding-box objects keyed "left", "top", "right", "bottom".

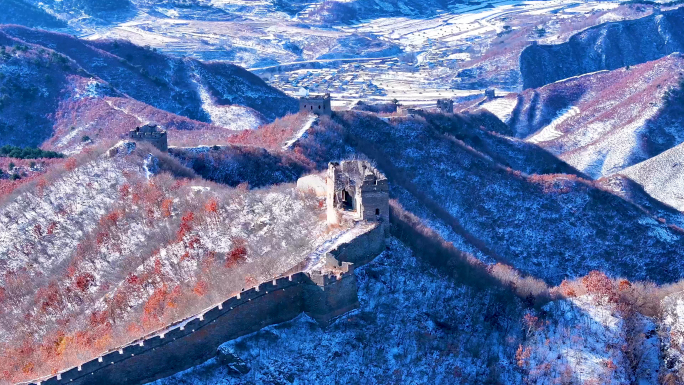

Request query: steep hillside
[
  {"left": 292, "top": 112, "right": 684, "bottom": 285},
  {"left": 0, "top": 40, "right": 228, "bottom": 154},
  {"left": 0, "top": 31, "right": 105, "bottom": 148},
  {"left": 618, "top": 142, "right": 684, "bottom": 212},
  {"left": 596, "top": 174, "right": 684, "bottom": 232},
  {"left": 0, "top": 143, "right": 342, "bottom": 383},
  {"left": 0, "top": 25, "right": 297, "bottom": 126},
  {"left": 0, "top": 156, "right": 65, "bottom": 199},
  {"left": 20, "top": 0, "right": 134, "bottom": 23},
  {"left": 520, "top": 7, "right": 684, "bottom": 89},
  {"left": 0, "top": 0, "right": 67, "bottom": 29},
  {"left": 155, "top": 238, "right": 529, "bottom": 384},
  {"left": 169, "top": 146, "right": 309, "bottom": 189},
  {"left": 422, "top": 112, "right": 587, "bottom": 178},
  {"left": 661, "top": 291, "right": 684, "bottom": 382},
  {"left": 505, "top": 54, "right": 684, "bottom": 178},
  {"left": 156, "top": 233, "right": 663, "bottom": 385},
  {"left": 0, "top": 26, "right": 298, "bottom": 152}
]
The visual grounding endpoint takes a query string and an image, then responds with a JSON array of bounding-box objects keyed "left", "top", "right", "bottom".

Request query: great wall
[{"left": 30, "top": 160, "right": 389, "bottom": 385}]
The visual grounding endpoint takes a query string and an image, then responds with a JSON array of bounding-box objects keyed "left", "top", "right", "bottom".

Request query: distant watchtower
[
  {"left": 326, "top": 160, "right": 389, "bottom": 229},
  {"left": 437, "top": 98, "right": 454, "bottom": 114},
  {"left": 300, "top": 93, "right": 332, "bottom": 116},
  {"left": 129, "top": 124, "right": 168, "bottom": 152}
]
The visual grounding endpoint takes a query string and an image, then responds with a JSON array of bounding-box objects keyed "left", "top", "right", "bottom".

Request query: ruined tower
[
  {"left": 299, "top": 93, "right": 332, "bottom": 116},
  {"left": 326, "top": 160, "right": 389, "bottom": 228},
  {"left": 129, "top": 124, "right": 168, "bottom": 152}
]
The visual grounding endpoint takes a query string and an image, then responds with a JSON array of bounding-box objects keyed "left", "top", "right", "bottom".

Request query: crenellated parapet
[
  {"left": 28, "top": 222, "right": 391, "bottom": 385},
  {"left": 34, "top": 274, "right": 307, "bottom": 385},
  {"left": 129, "top": 124, "right": 168, "bottom": 152},
  {"left": 299, "top": 93, "right": 332, "bottom": 115}
]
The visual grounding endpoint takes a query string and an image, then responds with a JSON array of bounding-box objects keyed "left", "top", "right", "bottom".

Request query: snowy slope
[
  {"left": 0, "top": 25, "right": 296, "bottom": 128},
  {"left": 508, "top": 54, "right": 684, "bottom": 179},
  {"left": 619, "top": 142, "right": 684, "bottom": 212},
  {"left": 522, "top": 295, "right": 658, "bottom": 384},
  {"left": 294, "top": 111, "right": 684, "bottom": 285},
  {"left": 153, "top": 238, "right": 527, "bottom": 385},
  {"left": 0, "top": 143, "right": 344, "bottom": 383},
  {"left": 153, "top": 240, "right": 661, "bottom": 385}
]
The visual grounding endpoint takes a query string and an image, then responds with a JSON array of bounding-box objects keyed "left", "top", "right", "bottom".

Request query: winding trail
[
  {"left": 283, "top": 114, "right": 317, "bottom": 150},
  {"left": 302, "top": 222, "right": 370, "bottom": 272}
]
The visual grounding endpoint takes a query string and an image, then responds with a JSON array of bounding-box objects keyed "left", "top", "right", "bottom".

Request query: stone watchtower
[
  {"left": 326, "top": 160, "right": 389, "bottom": 228},
  {"left": 129, "top": 124, "right": 168, "bottom": 152},
  {"left": 299, "top": 93, "right": 332, "bottom": 116},
  {"left": 437, "top": 98, "right": 454, "bottom": 114}
]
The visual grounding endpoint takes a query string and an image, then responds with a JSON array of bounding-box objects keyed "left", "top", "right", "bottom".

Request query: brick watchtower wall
[
  {"left": 36, "top": 277, "right": 305, "bottom": 385},
  {"left": 299, "top": 94, "right": 332, "bottom": 116},
  {"left": 304, "top": 267, "right": 359, "bottom": 325},
  {"left": 326, "top": 162, "right": 341, "bottom": 225},
  {"left": 129, "top": 125, "right": 168, "bottom": 152},
  {"left": 437, "top": 98, "right": 454, "bottom": 114},
  {"left": 358, "top": 174, "right": 389, "bottom": 224},
  {"left": 326, "top": 160, "right": 389, "bottom": 233}
]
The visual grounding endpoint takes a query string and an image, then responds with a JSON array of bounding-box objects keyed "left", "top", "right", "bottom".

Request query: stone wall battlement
[
  {"left": 30, "top": 224, "right": 387, "bottom": 385},
  {"left": 129, "top": 124, "right": 168, "bottom": 152}
]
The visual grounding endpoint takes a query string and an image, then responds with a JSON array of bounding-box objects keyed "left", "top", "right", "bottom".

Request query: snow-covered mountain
[
  {"left": 0, "top": 141, "right": 340, "bottom": 383},
  {"left": 5, "top": 1, "right": 684, "bottom": 385},
  {"left": 484, "top": 54, "right": 684, "bottom": 179},
  {"left": 520, "top": 6, "right": 684, "bottom": 89},
  {"left": 0, "top": 25, "right": 297, "bottom": 152}
]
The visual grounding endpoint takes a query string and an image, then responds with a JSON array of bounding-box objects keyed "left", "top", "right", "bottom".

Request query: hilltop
[
  {"left": 277, "top": 111, "right": 684, "bottom": 285},
  {"left": 618, "top": 142, "right": 684, "bottom": 212},
  {"left": 520, "top": 6, "right": 684, "bottom": 89},
  {"left": 0, "top": 25, "right": 297, "bottom": 152},
  {"left": 0, "top": 0, "right": 67, "bottom": 29},
  {"left": 0, "top": 142, "right": 340, "bottom": 383},
  {"left": 491, "top": 54, "right": 684, "bottom": 178}
]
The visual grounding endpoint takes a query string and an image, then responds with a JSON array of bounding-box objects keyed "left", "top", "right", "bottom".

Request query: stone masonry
[
  {"left": 31, "top": 223, "right": 388, "bottom": 385},
  {"left": 129, "top": 124, "right": 168, "bottom": 152},
  {"left": 326, "top": 160, "right": 389, "bottom": 232},
  {"left": 437, "top": 98, "right": 454, "bottom": 114},
  {"left": 299, "top": 93, "right": 332, "bottom": 115}
]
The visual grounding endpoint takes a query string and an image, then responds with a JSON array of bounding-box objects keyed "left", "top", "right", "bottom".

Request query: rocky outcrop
[
  {"left": 217, "top": 347, "right": 250, "bottom": 376},
  {"left": 520, "top": 7, "right": 684, "bottom": 89}
]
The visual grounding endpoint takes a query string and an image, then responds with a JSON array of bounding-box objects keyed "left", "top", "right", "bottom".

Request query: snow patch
[
  {"left": 282, "top": 114, "right": 316, "bottom": 149},
  {"left": 193, "top": 78, "right": 264, "bottom": 131},
  {"left": 528, "top": 106, "right": 580, "bottom": 144}
]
